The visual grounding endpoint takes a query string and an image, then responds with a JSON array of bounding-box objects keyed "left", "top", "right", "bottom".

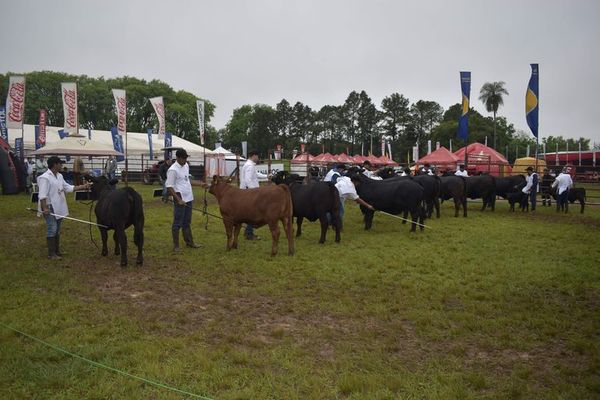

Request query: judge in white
[
  {"left": 38, "top": 156, "right": 90, "bottom": 259},
  {"left": 240, "top": 150, "right": 269, "bottom": 240},
  {"left": 334, "top": 175, "right": 375, "bottom": 229}
]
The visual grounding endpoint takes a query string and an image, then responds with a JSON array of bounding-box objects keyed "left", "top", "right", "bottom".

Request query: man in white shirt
[
  {"left": 420, "top": 163, "right": 434, "bottom": 176},
  {"left": 552, "top": 168, "right": 573, "bottom": 213},
  {"left": 521, "top": 166, "right": 539, "bottom": 212},
  {"left": 38, "top": 156, "right": 90, "bottom": 259},
  {"left": 362, "top": 161, "right": 383, "bottom": 180},
  {"left": 323, "top": 164, "right": 346, "bottom": 184},
  {"left": 166, "top": 149, "right": 203, "bottom": 251},
  {"left": 455, "top": 164, "right": 468, "bottom": 177},
  {"left": 240, "top": 150, "right": 269, "bottom": 240},
  {"left": 334, "top": 175, "right": 375, "bottom": 229}
]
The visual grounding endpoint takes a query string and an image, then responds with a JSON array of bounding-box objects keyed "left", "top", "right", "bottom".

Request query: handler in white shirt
[
  {"left": 38, "top": 156, "right": 90, "bottom": 259},
  {"left": 240, "top": 150, "right": 269, "bottom": 240},
  {"left": 455, "top": 165, "right": 468, "bottom": 177},
  {"left": 166, "top": 149, "right": 203, "bottom": 251},
  {"left": 552, "top": 169, "right": 573, "bottom": 213},
  {"left": 333, "top": 175, "right": 375, "bottom": 229}
]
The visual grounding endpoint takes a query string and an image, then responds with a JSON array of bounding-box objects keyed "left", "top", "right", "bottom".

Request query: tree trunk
[{"left": 493, "top": 111, "right": 497, "bottom": 150}]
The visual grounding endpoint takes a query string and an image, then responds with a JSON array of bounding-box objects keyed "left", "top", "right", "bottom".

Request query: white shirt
[
  {"left": 363, "top": 170, "right": 383, "bottom": 180},
  {"left": 421, "top": 168, "right": 434, "bottom": 176},
  {"left": 166, "top": 162, "right": 194, "bottom": 202},
  {"left": 27, "top": 162, "right": 34, "bottom": 175},
  {"left": 37, "top": 169, "right": 74, "bottom": 219},
  {"left": 455, "top": 169, "right": 468, "bottom": 177},
  {"left": 335, "top": 176, "right": 359, "bottom": 202},
  {"left": 552, "top": 173, "right": 573, "bottom": 195},
  {"left": 522, "top": 172, "right": 538, "bottom": 194},
  {"left": 240, "top": 159, "right": 267, "bottom": 189},
  {"left": 324, "top": 169, "right": 340, "bottom": 182}
]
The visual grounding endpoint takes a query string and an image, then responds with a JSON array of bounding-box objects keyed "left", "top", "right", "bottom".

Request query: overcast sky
[{"left": 2, "top": 0, "right": 599, "bottom": 143}]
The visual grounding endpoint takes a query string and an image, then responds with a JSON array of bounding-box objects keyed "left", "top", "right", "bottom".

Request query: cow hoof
[
  {"left": 115, "top": 250, "right": 120, "bottom": 256},
  {"left": 120, "top": 262, "right": 127, "bottom": 268},
  {"left": 136, "top": 258, "right": 143, "bottom": 266},
  {"left": 318, "top": 240, "right": 325, "bottom": 244},
  {"left": 101, "top": 249, "right": 108, "bottom": 256}
]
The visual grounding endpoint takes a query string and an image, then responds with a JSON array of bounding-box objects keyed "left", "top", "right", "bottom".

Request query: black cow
[
  {"left": 507, "top": 191, "right": 529, "bottom": 212},
  {"left": 348, "top": 171, "right": 425, "bottom": 232},
  {"left": 551, "top": 187, "right": 586, "bottom": 213},
  {"left": 440, "top": 175, "right": 468, "bottom": 217},
  {"left": 465, "top": 175, "right": 496, "bottom": 211},
  {"left": 495, "top": 175, "right": 526, "bottom": 199},
  {"left": 272, "top": 171, "right": 341, "bottom": 243},
  {"left": 87, "top": 176, "right": 144, "bottom": 266},
  {"left": 377, "top": 167, "right": 440, "bottom": 218}
]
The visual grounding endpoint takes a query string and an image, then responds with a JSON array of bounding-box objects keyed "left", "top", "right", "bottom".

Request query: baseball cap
[
  {"left": 175, "top": 149, "right": 189, "bottom": 158},
  {"left": 47, "top": 156, "right": 66, "bottom": 168}
]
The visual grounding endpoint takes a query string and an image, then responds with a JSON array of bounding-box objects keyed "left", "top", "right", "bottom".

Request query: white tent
[
  {"left": 213, "top": 145, "right": 245, "bottom": 161},
  {"left": 8, "top": 124, "right": 215, "bottom": 157}
]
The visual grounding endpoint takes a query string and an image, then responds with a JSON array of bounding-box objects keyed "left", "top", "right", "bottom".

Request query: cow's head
[
  {"left": 208, "top": 175, "right": 224, "bottom": 196},
  {"left": 271, "top": 170, "right": 289, "bottom": 185},
  {"left": 84, "top": 175, "right": 117, "bottom": 200}
]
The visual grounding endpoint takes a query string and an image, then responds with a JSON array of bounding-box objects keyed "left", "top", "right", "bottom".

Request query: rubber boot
[
  {"left": 55, "top": 234, "right": 64, "bottom": 257},
  {"left": 47, "top": 237, "right": 61, "bottom": 260},
  {"left": 172, "top": 230, "right": 181, "bottom": 253},
  {"left": 183, "top": 228, "right": 201, "bottom": 248}
]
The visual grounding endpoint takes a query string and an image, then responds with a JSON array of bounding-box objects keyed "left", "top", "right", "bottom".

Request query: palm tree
[{"left": 479, "top": 81, "right": 509, "bottom": 149}]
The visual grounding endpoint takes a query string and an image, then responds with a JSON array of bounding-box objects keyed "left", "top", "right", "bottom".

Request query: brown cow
[{"left": 208, "top": 176, "right": 295, "bottom": 256}]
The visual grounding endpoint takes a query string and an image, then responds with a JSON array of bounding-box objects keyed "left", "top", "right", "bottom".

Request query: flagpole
[{"left": 125, "top": 127, "right": 128, "bottom": 186}]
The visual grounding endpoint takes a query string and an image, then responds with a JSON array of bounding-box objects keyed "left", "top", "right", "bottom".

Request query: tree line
[{"left": 0, "top": 71, "right": 215, "bottom": 145}]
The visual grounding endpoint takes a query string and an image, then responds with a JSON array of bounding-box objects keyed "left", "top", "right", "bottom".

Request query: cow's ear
[{"left": 212, "top": 175, "right": 219, "bottom": 182}]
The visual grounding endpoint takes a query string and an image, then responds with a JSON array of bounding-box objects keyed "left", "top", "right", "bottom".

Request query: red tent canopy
[
  {"left": 416, "top": 146, "right": 460, "bottom": 165},
  {"left": 335, "top": 153, "right": 354, "bottom": 163},
  {"left": 312, "top": 152, "right": 337, "bottom": 164},
  {"left": 291, "top": 153, "right": 314, "bottom": 164},
  {"left": 352, "top": 154, "right": 366, "bottom": 164},
  {"left": 365, "top": 154, "right": 382, "bottom": 164},
  {"left": 377, "top": 155, "right": 398, "bottom": 166},
  {"left": 454, "top": 142, "right": 509, "bottom": 164}
]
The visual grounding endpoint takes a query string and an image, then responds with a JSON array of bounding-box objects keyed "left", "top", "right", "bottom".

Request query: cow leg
[
  {"left": 232, "top": 224, "right": 242, "bottom": 249},
  {"left": 224, "top": 221, "right": 234, "bottom": 250},
  {"left": 434, "top": 198, "right": 440, "bottom": 218},
  {"left": 318, "top": 215, "right": 327, "bottom": 244},
  {"left": 284, "top": 217, "right": 294, "bottom": 256},
  {"left": 116, "top": 229, "right": 128, "bottom": 267},
  {"left": 491, "top": 196, "right": 496, "bottom": 211},
  {"left": 453, "top": 197, "right": 459, "bottom": 217},
  {"left": 269, "top": 222, "right": 281, "bottom": 256},
  {"left": 113, "top": 231, "right": 120, "bottom": 256},
  {"left": 364, "top": 209, "right": 374, "bottom": 230},
  {"left": 409, "top": 209, "right": 418, "bottom": 232},
  {"left": 296, "top": 216, "right": 303, "bottom": 238},
  {"left": 134, "top": 223, "right": 144, "bottom": 266},
  {"left": 462, "top": 197, "right": 468, "bottom": 217},
  {"left": 100, "top": 228, "right": 108, "bottom": 256},
  {"left": 580, "top": 199, "right": 585, "bottom": 214},
  {"left": 401, "top": 210, "right": 408, "bottom": 225}
]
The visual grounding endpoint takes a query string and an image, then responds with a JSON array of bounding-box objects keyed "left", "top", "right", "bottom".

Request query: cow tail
[{"left": 280, "top": 184, "right": 293, "bottom": 220}]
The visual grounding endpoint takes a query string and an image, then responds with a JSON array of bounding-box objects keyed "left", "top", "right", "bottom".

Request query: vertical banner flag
[
  {"left": 147, "top": 128, "right": 154, "bottom": 160},
  {"left": 241, "top": 141, "right": 248, "bottom": 158},
  {"left": 164, "top": 131, "right": 172, "bottom": 160},
  {"left": 112, "top": 89, "right": 127, "bottom": 137},
  {"left": 35, "top": 126, "right": 40, "bottom": 150},
  {"left": 6, "top": 76, "right": 26, "bottom": 129},
  {"left": 110, "top": 127, "right": 125, "bottom": 161},
  {"left": 526, "top": 64, "right": 539, "bottom": 138},
  {"left": 427, "top": 140, "right": 432, "bottom": 155},
  {"left": 149, "top": 97, "right": 165, "bottom": 139},
  {"left": 61, "top": 82, "right": 78, "bottom": 134},
  {"left": 387, "top": 142, "right": 392, "bottom": 160},
  {"left": 300, "top": 143, "right": 305, "bottom": 153},
  {"left": 88, "top": 128, "right": 92, "bottom": 140},
  {"left": 458, "top": 71, "right": 471, "bottom": 141},
  {"left": 381, "top": 137, "right": 386, "bottom": 157},
  {"left": 0, "top": 107, "right": 8, "bottom": 142},
  {"left": 15, "top": 138, "right": 23, "bottom": 160},
  {"left": 38, "top": 109, "right": 47, "bottom": 148},
  {"left": 196, "top": 100, "right": 205, "bottom": 145}
]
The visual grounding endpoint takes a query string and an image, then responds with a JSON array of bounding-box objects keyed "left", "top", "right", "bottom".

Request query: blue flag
[
  {"left": 147, "top": 128, "right": 154, "bottom": 160},
  {"left": 34, "top": 125, "right": 41, "bottom": 150},
  {"left": 458, "top": 71, "right": 471, "bottom": 141},
  {"left": 526, "top": 64, "right": 539, "bottom": 138},
  {"left": 0, "top": 107, "right": 8, "bottom": 142},
  {"left": 88, "top": 128, "right": 92, "bottom": 140},
  {"left": 15, "top": 138, "right": 23, "bottom": 160},
  {"left": 164, "top": 131, "right": 172, "bottom": 160},
  {"left": 111, "top": 127, "right": 125, "bottom": 162},
  {"left": 58, "top": 129, "right": 68, "bottom": 139}
]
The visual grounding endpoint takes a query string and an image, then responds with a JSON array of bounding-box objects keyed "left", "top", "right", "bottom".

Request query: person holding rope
[
  {"left": 166, "top": 149, "right": 204, "bottom": 252},
  {"left": 37, "top": 156, "right": 91, "bottom": 259},
  {"left": 334, "top": 175, "right": 375, "bottom": 230},
  {"left": 240, "top": 150, "right": 269, "bottom": 240}
]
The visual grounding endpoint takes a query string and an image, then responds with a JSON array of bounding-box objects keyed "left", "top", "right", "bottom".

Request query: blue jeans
[
  {"left": 327, "top": 198, "right": 345, "bottom": 227},
  {"left": 44, "top": 206, "right": 63, "bottom": 237},
  {"left": 557, "top": 190, "right": 569, "bottom": 210},
  {"left": 245, "top": 224, "right": 254, "bottom": 237},
  {"left": 173, "top": 201, "right": 193, "bottom": 232},
  {"left": 529, "top": 191, "right": 537, "bottom": 211}
]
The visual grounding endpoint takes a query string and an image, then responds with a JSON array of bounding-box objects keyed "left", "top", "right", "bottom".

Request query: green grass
[{"left": 1, "top": 184, "right": 599, "bottom": 399}]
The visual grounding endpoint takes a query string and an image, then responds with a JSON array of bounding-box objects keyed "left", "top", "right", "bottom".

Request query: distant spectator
[
  {"left": 455, "top": 164, "right": 468, "bottom": 177},
  {"left": 552, "top": 168, "right": 573, "bottom": 213},
  {"left": 324, "top": 163, "right": 346, "bottom": 184},
  {"left": 419, "top": 163, "right": 434, "bottom": 176},
  {"left": 540, "top": 168, "right": 553, "bottom": 206},
  {"left": 72, "top": 156, "right": 86, "bottom": 185},
  {"left": 522, "top": 166, "right": 539, "bottom": 212},
  {"left": 362, "top": 160, "right": 382, "bottom": 180},
  {"left": 104, "top": 155, "right": 117, "bottom": 180}
]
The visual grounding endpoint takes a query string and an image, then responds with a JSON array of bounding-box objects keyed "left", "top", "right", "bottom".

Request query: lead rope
[
  {"left": 87, "top": 200, "right": 100, "bottom": 250},
  {"left": 203, "top": 186, "right": 209, "bottom": 230}
]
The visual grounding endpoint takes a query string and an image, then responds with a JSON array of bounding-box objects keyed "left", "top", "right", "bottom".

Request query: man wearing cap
[
  {"left": 521, "top": 166, "right": 539, "bottom": 212},
  {"left": 37, "top": 156, "right": 90, "bottom": 259},
  {"left": 324, "top": 163, "right": 346, "bottom": 184},
  {"left": 166, "top": 149, "right": 203, "bottom": 252}
]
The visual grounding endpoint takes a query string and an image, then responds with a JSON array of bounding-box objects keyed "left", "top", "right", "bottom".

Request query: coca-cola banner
[
  {"left": 61, "top": 82, "right": 78, "bottom": 133},
  {"left": 37, "top": 109, "right": 47, "bottom": 149},
  {"left": 112, "top": 89, "right": 127, "bottom": 137},
  {"left": 6, "top": 76, "right": 26, "bottom": 129},
  {"left": 196, "top": 100, "right": 205, "bottom": 145},
  {"left": 149, "top": 96, "right": 165, "bottom": 139}
]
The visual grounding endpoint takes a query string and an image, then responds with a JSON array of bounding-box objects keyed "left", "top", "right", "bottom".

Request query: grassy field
[{"left": 1, "top": 183, "right": 599, "bottom": 399}]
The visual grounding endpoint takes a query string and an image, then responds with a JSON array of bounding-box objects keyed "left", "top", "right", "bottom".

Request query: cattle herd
[{"left": 85, "top": 166, "right": 588, "bottom": 263}]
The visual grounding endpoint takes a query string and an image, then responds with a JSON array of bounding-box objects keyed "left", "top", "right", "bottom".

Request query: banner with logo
[
  {"left": 111, "top": 127, "right": 125, "bottom": 162},
  {"left": 149, "top": 96, "right": 165, "bottom": 139},
  {"left": 458, "top": 71, "right": 471, "bottom": 141},
  {"left": 164, "top": 131, "right": 172, "bottom": 159},
  {"left": 112, "top": 89, "right": 127, "bottom": 137},
  {"left": 37, "top": 109, "right": 47, "bottom": 149},
  {"left": 196, "top": 100, "right": 205, "bottom": 145},
  {"left": 147, "top": 128, "right": 154, "bottom": 160},
  {"left": 15, "top": 137, "right": 23, "bottom": 160},
  {"left": 525, "top": 63, "right": 539, "bottom": 138},
  {"left": 61, "top": 82, "right": 78, "bottom": 133},
  {"left": 6, "top": 76, "right": 25, "bottom": 129},
  {"left": 0, "top": 107, "right": 8, "bottom": 142}
]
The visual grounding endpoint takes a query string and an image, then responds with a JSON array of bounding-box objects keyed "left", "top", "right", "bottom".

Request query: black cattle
[
  {"left": 465, "top": 175, "right": 496, "bottom": 211},
  {"left": 551, "top": 187, "right": 586, "bottom": 213},
  {"left": 377, "top": 167, "right": 440, "bottom": 218},
  {"left": 440, "top": 175, "right": 468, "bottom": 217},
  {"left": 507, "top": 191, "right": 528, "bottom": 212},
  {"left": 347, "top": 171, "right": 425, "bottom": 232},
  {"left": 495, "top": 175, "right": 526, "bottom": 199},
  {"left": 272, "top": 171, "right": 341, "bottom": 243},
  {"left": 87, "top": 176, "right": 144, "bottom": 266}
]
